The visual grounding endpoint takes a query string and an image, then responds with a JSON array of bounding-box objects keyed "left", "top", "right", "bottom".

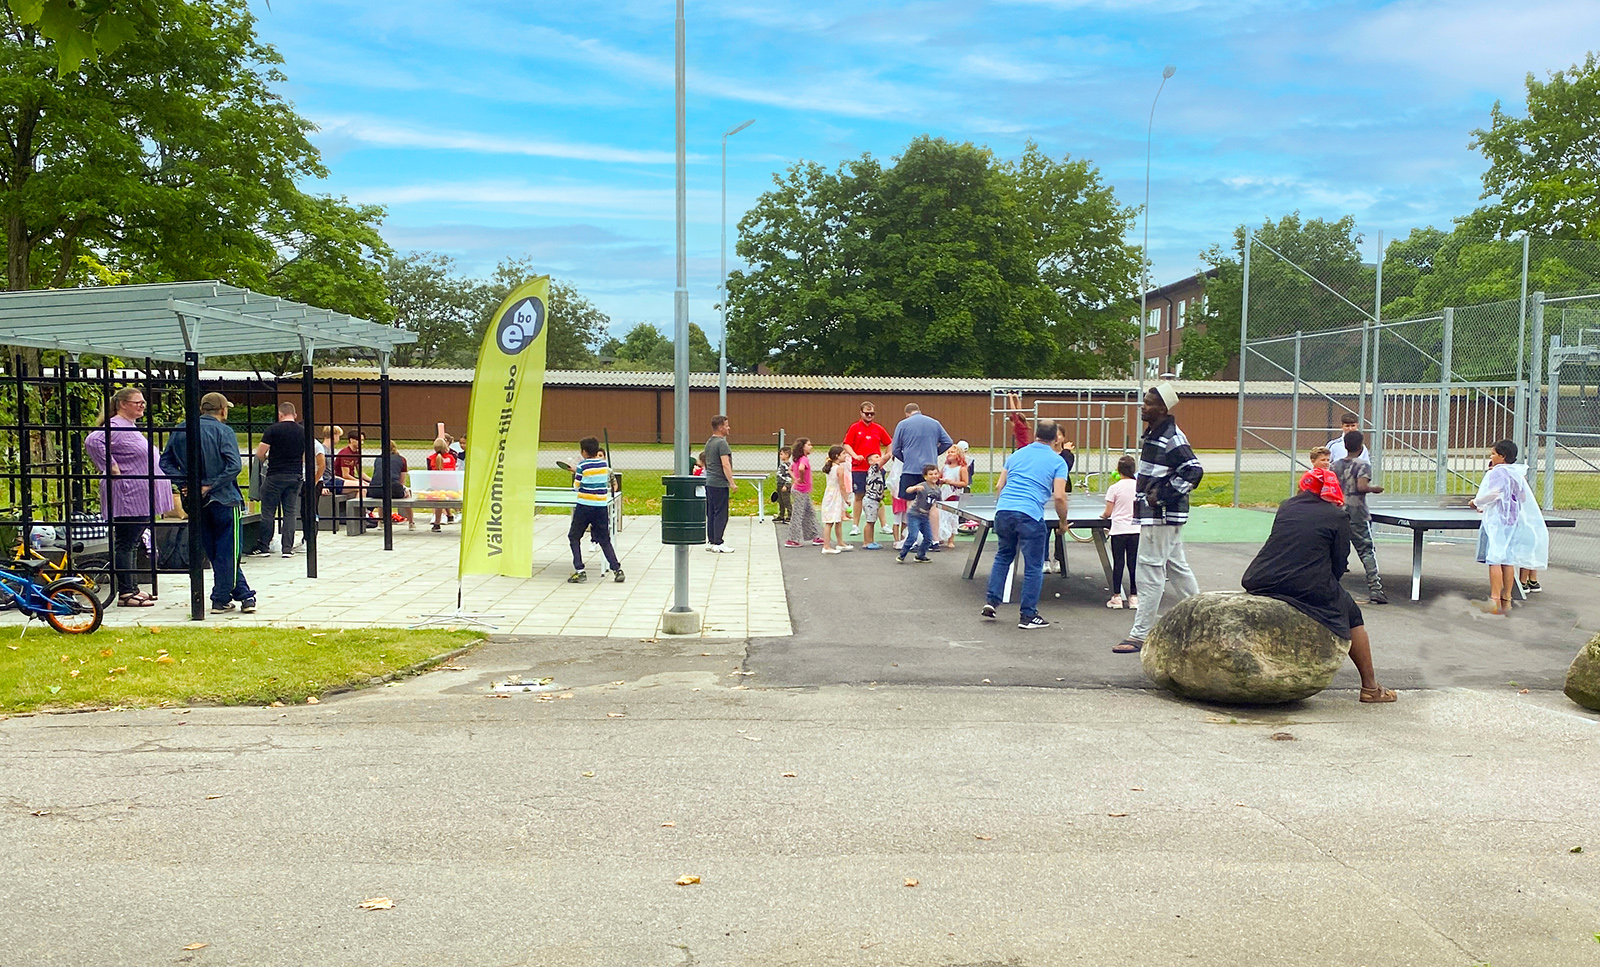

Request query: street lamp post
[
  {"left": 719, "top": 118, "right": 755, "bottom": 415},
  {"left": 664, "top": 0, "right": 698, "bottom": 634},
  {"left": 1137, "top": 64, "right": 1176, "bottom": 402}
]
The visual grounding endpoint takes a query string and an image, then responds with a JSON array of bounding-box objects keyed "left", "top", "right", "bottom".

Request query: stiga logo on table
[
  {"left": 460, "top": 276, "right": 550, "bottom": 579},
  {"left": 495, "top": 297, "right": 545, "bottom": 355}
]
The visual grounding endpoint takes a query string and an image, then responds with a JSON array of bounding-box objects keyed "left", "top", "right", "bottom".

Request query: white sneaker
[
  {"left": 1127, "top": 595, "right": 1139, "bottom": 610},
  {"left": 1106, "top": 594, "right": 1124, "bottom": 609},
  {"left": 893, "top": 540, "right": 904, "bottom": 550},
  {"left": 717, "top": 544, "right": 736, "bottom": 554},
  {"left": 839, "top": 543, "right": 855, "bottom": 551},
  {"left": 822, "top": 547, "right": 842, "bottom": 555},
  {"left": 848, "top": 525, "right": 860, "bottom": 536}
]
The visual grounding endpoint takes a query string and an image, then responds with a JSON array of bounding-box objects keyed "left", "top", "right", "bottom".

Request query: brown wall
[{"left": 281, "top": 380, "right": 1258, "bottom": 451}]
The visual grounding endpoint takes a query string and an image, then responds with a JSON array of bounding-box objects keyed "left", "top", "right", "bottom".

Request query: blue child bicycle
[{"left": 0, "top": 558, "right": 103, "bottom": 634}]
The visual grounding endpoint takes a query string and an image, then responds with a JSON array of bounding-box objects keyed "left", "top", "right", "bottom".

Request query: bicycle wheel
[
  {"left": 43, "top": 584, "right": 102, "bottom": 635},
  {"left": 79, "top": 564, "right": 117, "bottom": 608}
]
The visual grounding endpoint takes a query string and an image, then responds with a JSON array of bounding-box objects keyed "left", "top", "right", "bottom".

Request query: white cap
[
  {"left": 1154, "top": 382, "right": 1179, "bottom": 410},
  {"left": 956, "top": 440, "right": 969, "bottom": 452}
]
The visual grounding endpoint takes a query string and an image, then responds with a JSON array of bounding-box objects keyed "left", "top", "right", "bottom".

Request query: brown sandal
[
  {"left": 118, "top": 591, "right": 155, "bottom": 608},
  {"left": 1112, "top": 638, "right": 1144, "bottom": 654},
  {"left": 1359, "top": 685, "right": 1397, "bottom": 703}
]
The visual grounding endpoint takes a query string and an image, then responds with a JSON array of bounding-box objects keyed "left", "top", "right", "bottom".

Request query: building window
[
  {"left": 1176, "top": 299, "right": 1186, "bottom": 329},
  {"left": 1146, "top": 308, "right": 1160, "bottom": 334},
  {"left": 1201, "top": 292, "right": 1209, "bottom": 313},
  {"left": 1146, "top": 356, "right": 1161, "bottom": 379}
]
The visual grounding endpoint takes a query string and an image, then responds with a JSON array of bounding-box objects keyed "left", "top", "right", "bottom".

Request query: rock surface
[
  {"left": 1142, "top": 592, "right": 1351, "bottom": 705},
  {"left": 1564, "top": 633, "right": 1600, "bottom": 712}
]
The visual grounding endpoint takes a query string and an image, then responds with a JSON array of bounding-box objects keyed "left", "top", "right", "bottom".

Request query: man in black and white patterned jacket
[{"left": 1114, "top": 382, "right": 1204, "bottom": 654}]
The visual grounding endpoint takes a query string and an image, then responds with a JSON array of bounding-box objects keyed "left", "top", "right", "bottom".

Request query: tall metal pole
[
  {"left": 1232, "top": 231, "right": 1251, "bottom": 507},
  {"left": 1514, "top": 234, "right": 1530, "bottom": 453},
  {"left": 1138, "top": 65, "right": 1175, "bottom": 399},
  {"left": 1362, "top": 230, "right": 1381, "bottom": 422},
  {"left": 718, "top": 119, "right": 754, "bottom": 416},
  {"left": 1436, "top": 307, "right": 1453, "bottom": 495},
  {"left": 671, "top": 0, "right": 692, "bottom": 617}
]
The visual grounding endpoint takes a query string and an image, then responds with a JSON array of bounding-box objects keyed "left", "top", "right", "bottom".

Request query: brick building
[{"left": 1135, "top": 269, "right": 1219, "bottom": 379}]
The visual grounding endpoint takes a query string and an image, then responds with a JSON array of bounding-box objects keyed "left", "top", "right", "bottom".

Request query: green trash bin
[{"left": 661, "top": 474, "right": 707, "bottom": 545}]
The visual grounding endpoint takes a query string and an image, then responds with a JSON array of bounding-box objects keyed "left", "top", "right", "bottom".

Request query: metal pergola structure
[{"left": 0, "top": 282, "right": 415, "bottom": 621}]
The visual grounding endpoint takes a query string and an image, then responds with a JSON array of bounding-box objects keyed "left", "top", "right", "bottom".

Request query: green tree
[
  {"left": 0, "top": 2, "right": 391, "bottom": 318},
  {"left": 384, "top": 252, "right": 487, "bottom": 368},
  {"left": 4, "top": 0, "right": 153, "bottom": 73},
  {"left": 601, "top": 322, "right": 716, "bottom": 371},
  {"left": 1471, "top": 52, "right": 1600, "bottom": 240},
  {"left": 726, "top": 136, "right": 1138, "bottom": 377},
  {"left": 483, "top": 256, "right": 608, "bottom": 369},
  {"left": 1174, "top": 213, "right": 1372, "bottom": 378}
]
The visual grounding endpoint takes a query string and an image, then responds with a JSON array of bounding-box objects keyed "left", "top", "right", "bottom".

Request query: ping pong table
[
  {"left": 1367, "top": 501, "right": 1576, "bottom": 601},
  {"left": 945, "top": 496, "right": 1114, "bottom": 603}
]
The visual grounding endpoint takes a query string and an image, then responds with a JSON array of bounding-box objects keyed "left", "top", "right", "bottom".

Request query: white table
[{"left": 732, "top": 473, "right": 771, "bottom": 522}]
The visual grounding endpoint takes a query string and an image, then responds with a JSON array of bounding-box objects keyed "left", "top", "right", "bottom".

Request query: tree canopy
[
  {"left": 599, "top": 322, "right": 718, "bottom": 372},
  {"left": 0, "top": 0, "right": 391, "bottom": 327},
  {"left": 726, "top": 136, "right": 1139, "bottom": 377}
]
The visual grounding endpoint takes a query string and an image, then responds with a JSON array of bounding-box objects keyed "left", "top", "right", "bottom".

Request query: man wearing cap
[
  {"left": 160, "top": 392, "right": 256, "bottom": 614},
  {"left": 1114, "top": 383, "right": 1203, "bottom": 653}
]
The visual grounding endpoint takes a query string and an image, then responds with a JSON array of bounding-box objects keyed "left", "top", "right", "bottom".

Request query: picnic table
[
  {"left": 1367, "top": 499, "right": 1576, "bottom": 601},
  {"left": 731, "top": 473, "right": 771, "bottom": 522},
  {"left": 946, "top": 495, "right": 1113, "bottom": 603}
]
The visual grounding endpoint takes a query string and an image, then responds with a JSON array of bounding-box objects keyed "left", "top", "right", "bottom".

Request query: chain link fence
[{"left": 1237, "top": 232, "right": 1600, "bottom": 572}]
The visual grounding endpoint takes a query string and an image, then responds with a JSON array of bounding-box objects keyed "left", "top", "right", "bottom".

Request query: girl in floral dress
[{"left": 820, "top": 444, "right": 853, "bottom": 554}]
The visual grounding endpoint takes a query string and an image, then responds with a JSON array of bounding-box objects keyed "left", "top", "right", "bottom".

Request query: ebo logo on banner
[{"left": 495, "top": 297, "right": 545, "bottom": 355}]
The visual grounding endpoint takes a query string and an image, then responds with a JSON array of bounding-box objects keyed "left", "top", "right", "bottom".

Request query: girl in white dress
[
  {"left": 936, "top": 446, "right": 970, "bottom": 548},
  {"left": 819, "top": 445, "right": 853, "bottom": 553}
]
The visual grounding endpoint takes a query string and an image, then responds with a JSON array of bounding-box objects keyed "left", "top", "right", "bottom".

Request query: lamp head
[
  {"left": 725, "top": 119, "right": 756, "bottom": 138},
  {"left": 1162, "top": 65, "right": 1176, "bottom": 79}
]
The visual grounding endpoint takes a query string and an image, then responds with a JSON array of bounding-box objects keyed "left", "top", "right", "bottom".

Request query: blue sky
[{"left": 249, "top": 0, "right": 1600, "bottom": 342}]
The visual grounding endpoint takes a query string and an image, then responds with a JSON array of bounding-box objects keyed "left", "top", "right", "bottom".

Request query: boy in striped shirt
[{"left": 567, "top": 437, "right": 623, "bottom": 583}]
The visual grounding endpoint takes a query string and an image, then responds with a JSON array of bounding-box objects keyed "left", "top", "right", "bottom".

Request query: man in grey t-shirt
[{"left": 701, "top": 415, "right": 737, "bottom": 553}]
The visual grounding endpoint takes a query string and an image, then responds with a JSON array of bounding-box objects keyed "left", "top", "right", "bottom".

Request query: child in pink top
[
  {"left": 1101, "top": 454, "right": 1140, "bottom": 610},
  {"left": 785, "top": 438, "right": 822, "bottom": 546}
]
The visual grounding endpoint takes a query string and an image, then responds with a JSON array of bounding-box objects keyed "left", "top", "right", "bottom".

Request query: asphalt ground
[
  {"left": 755, "top": 518, "right": 1598, "bottom": 694},
  {"left": 2, "top": 516, "right": 1597, "bottom": 966}
]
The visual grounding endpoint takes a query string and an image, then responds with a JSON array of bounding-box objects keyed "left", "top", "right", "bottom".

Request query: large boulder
[
  {"left": 1564, "top": 634, "right": 1600, "bottom": 712},
  {"left": 1142, "top": 592, "right": 1351, "bottom": 705}
]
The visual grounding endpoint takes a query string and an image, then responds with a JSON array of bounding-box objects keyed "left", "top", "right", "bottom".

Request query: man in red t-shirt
[{"left": 841, "top": 400, "right": 893, "bottom": 536}]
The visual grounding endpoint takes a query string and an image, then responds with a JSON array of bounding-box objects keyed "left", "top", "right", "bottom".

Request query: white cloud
[{"left": 314, "top": 116, "right": 682, "bottom": 165}]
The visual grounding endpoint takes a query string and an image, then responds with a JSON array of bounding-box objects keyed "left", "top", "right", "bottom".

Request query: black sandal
[
  {"left": 118, "top": 591, "right": 155, "bottom": 608},
  {"left": 1112, "top": 638, "right": 1143, "bottom": 654}
]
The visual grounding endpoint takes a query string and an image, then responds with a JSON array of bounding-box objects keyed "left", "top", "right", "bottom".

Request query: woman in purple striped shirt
[{"left": 84, "top": 387, "right": 174, "bottom": 607}]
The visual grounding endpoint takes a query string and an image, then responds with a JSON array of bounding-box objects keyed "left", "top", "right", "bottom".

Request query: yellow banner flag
[{"left": 458, "top": 276, "right": 549, "bottom": 577}]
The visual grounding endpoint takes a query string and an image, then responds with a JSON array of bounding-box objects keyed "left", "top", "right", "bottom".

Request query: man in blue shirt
[
  {"left": 981, "top": 419, "right": 1069, "bottom": 630},
  {"left": 160, "top": 392, "right": 255, "bottom": 614},
  {"left": 890, "top": 403, "right": 953, "bottom": 500}
]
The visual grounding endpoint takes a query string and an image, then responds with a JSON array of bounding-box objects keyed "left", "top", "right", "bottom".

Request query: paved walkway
[{"left": 42, "top": 516, "right": 790, "bottom": 639}]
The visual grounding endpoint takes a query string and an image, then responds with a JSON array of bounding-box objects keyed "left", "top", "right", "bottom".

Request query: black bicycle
[{"left": 0, "top": 559, "right": 103, "bottom": 635}]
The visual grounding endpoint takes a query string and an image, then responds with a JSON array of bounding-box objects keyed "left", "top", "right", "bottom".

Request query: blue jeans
[
  {"left": 899, "top": 513, "right": 932, "bottom": 560},
  {"left": 985, "top": 510, "right": 1047, "bottom": 619},
  {"left": 200, "top": 501, "right": 253, "bottom": 606}
]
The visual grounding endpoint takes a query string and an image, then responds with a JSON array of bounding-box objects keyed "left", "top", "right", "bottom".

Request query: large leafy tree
[
  {"left": 482, "top": 256, "right": 609, "bottom": 370},
  {"left": 1471, "top": 52, "right": 1600, "bottom": 240},
  {"left": 726, "top": 136, "right": 1139, "bottom": 377},
  {"left": 384, "top": 252, "right": 487, "bottom": 368},
  {"left": 0, "top": 1, "right": 391, "bottom": 323},
  {"left": 1174, "top": 213, "right": 1371, "bottom": 378},
  {"left": 599, "top": 321, "right": 717, "bottom": 371}
]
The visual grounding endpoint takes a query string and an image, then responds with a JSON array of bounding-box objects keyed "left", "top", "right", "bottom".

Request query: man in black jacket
[
  {"left": 1242, "top": 472, "right": 1397, "bottom": 703},
  {"left": 1115, "top": 383, "right": 1203, "bottom": 653}
]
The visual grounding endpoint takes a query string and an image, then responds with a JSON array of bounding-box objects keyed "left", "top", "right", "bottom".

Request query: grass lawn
[{"left": 0, "top": 626, "right": 482, "bottom": 715}]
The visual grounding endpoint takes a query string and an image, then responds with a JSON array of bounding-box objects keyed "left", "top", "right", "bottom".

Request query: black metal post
[
  {"left": 379, "top": 363, "right": 393, "bottom": 551},
  {"left": 301, "top": 363, "right": 317, "bottom": 578},
  {"left": 15, "top": 353, "right": 32, "bottom": 538},
  {"left": 184, "top": 351, "right": 205, "bottom": 621},
  {"left": 143, "top": 357, "right": 160, "bottom": 600}
]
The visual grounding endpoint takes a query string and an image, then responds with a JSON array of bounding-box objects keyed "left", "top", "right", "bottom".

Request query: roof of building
[
  {"left": 0, "top": 282, "right": 414, "bottom": 363},
  {"left": 1141, "top": 267, "right": 1219, "bottom": 301},
  {"left": 306, "top": 366, "right": 1252, "bottom": 396}
]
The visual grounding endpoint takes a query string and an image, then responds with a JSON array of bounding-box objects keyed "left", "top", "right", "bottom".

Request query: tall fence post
[
  {"left": 1514, "top": 234, "right": 1530, "bottom": 455},
  {"left": 1288, "top": 329, "right": 1301, "bottom": 494},
  {"left": 1232, "top": 232, "right": 1251, "bottom": 507},
  {"left": 1436, "top": 307, "right": 1453, "bottom": 494},
  {"left": 1528, "top": 292, "right": 1545, "bottom": 491},
  {"left": 1544, "top": 336, "right": 1560, "bottom": 510},
  {"left": 1371, "top": 383, "right": 1386, "bottom": 481},
  {"left": 1362, "top": 230, "right": 1381, "bottom": 422}
]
